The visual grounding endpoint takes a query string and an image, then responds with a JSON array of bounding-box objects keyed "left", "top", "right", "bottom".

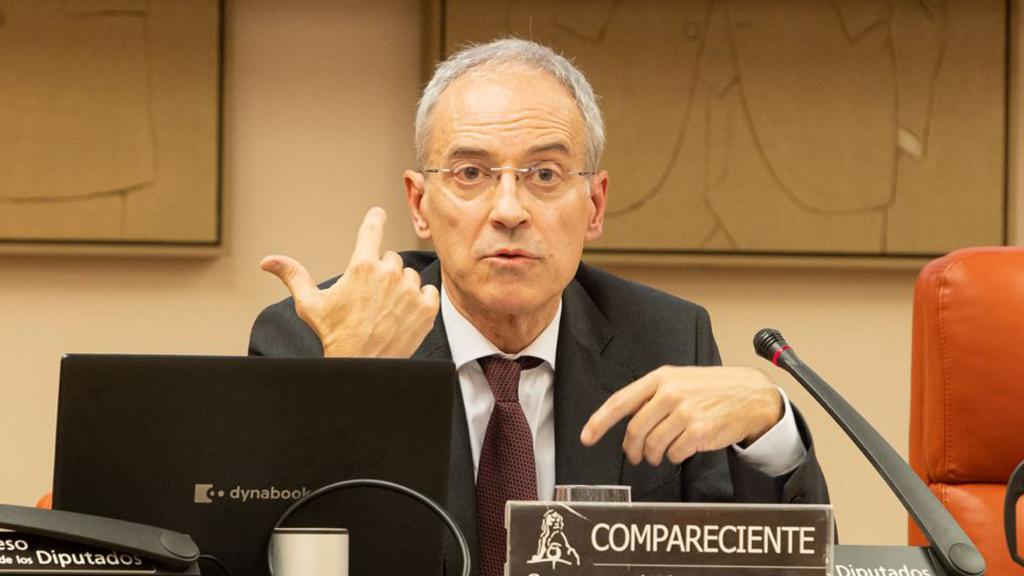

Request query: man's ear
[
  {"left": 404, "top": 170, "right": 432, "bottom": 239},
  {"left": 584, "top": 170, "right": 609, "bottom": 241}
]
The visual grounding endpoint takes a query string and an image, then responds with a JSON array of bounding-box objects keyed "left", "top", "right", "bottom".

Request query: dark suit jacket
[{"left": 248, "top": 251, "right": 830, "bottom": 575}]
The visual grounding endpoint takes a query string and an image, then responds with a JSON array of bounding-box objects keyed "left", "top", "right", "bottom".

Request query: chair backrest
[{"left": 909, "top": 247, "right": 1024, "bottom": 574}]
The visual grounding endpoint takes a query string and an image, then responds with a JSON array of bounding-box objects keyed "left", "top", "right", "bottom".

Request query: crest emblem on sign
[{"left": 527, "top": 510, "right": 580, "bottom": 569}]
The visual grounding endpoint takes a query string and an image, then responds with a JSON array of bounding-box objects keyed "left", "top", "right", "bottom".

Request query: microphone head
[{"left": 753, "top": 328, "right": 789, "bottom": 361}]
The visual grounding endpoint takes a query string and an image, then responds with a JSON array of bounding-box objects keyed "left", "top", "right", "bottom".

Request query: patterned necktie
[{"left": 476, "top": 355, "right": 542, "bottom": 576}]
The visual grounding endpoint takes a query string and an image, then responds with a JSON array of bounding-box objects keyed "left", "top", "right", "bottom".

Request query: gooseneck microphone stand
[{"left": 754, "top": 329, "right": 985, "bottom": 576}]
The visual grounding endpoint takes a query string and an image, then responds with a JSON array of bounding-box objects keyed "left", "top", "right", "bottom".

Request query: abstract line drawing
[
  {"left": 0, "top": 0, "right": 220, "bottom": 249},
  {"left": 444, "top": 0, "right": 1006, "bottom": 256},
  {"left": 0, "top": 1, "right": 154, "bottom": 235}
]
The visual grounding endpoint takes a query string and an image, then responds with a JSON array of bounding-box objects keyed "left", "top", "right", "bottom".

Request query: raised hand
[{"left": 260, "top": 207, "right": 440, "bottom": 358}]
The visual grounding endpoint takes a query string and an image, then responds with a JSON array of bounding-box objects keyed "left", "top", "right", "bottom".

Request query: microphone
[{"left": 753, "top": 329, "right": 986, "bottom": 576}]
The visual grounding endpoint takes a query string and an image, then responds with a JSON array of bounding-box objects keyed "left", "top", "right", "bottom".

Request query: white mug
[{"left": 271, "top": 527, "right": 349, "bottom": 576}]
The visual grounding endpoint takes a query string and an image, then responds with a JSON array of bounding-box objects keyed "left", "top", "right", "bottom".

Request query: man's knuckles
[
  {"left": 667, "top": 442, "right": 697, "bottom": 464},
  {"left": 345, "top": 257, "right": 378, "bottom": 277},
  {"left": 643, "top": 440, "right": 669, "bottom": 466},
  {"left": 623, "top": 419, "right": 652, "bottom": 456},
  {"left": 419, "top": 285, "right": 441, "bottom": 309},
  {"left": 381, "top": 250, "right": 403, "bottom": 269},
  {"left": 685, "top": 420, "right": 714, "bottom": 446},
  {"left": 648, "top": 365, "right": 674, "bottom": 384},
  {"left": 653, "top": 385, "right": 689, "bottom": 408},
  {"left": 417, "top": 295, "right": 439, "bottom": 317},
  {"left": 347, "top": 260, "right": 419, "bottom": 294},
  {"left": 401, "top": 267, "right": 420, "bottom": 287},
  {"left": 623, "top": 421, "right": 642, "bottom": 446}
]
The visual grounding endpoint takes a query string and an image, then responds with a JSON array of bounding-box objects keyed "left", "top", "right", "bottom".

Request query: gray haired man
[{"left": 251, "top": 38, "right": 829, "bottom": 576}]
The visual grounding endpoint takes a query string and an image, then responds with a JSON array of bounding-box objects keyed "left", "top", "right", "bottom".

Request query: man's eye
[
  {"left": 455, "top": 166, "right": 485, "bottom": 182},
  {"left": 536, "top": 168, "right": 557, "bottom": 182},
  {"left": 530, "top": 165, "right": 563, "bottom": 186}
]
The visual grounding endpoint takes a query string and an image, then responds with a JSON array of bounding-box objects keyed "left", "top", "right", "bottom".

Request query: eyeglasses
[{"left": 422, "top": 161, "right": 595, "bottom": 200}]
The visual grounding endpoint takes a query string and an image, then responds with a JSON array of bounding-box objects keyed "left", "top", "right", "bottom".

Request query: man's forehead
[
  {"left": 447, "top": 141, "right": 572, "bottom": 160},
  {"left": 428, "top": 65, "right": 586, "bottom": 160}
]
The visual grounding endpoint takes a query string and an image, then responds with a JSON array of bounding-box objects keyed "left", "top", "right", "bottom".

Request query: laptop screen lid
[{"left": 53, "top": 354, "right": 456, "bottom": 576}]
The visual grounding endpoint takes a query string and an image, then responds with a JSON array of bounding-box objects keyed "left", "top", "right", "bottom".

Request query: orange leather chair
[{"left": 910, "top": 247, "right": 1024, "bottom": 574}]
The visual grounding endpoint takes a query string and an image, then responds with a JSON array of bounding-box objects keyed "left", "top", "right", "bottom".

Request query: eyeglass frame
[{"left": 420, "top": 163, "right": 598, "bottom": 198}]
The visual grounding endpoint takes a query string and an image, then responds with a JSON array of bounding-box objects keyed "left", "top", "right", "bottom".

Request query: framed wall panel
[
  {"left": 0, "top": 0, "right": 222, "bottom": 255},
  {"left": 438, "top": 0, "right": 1009, "bottom": 261}
]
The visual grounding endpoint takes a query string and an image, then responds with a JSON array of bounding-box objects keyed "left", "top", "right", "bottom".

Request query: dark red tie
[{"left": 476, "top": 355, "right": 542, "bottom": 576}]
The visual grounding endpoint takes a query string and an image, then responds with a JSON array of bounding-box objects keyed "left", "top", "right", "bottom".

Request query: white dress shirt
[{"left": 439, "top": 285, "right": 806, "bottom": 500}]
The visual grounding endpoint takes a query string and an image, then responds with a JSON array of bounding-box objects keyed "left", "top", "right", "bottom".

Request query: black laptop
[{"left": 52, "top": 355, "right": 456, "bottom": 576}]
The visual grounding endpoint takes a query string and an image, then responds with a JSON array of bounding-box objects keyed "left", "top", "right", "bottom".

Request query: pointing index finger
[
  {"left": 349, "top": 207, "right": 387, "bottom": 266},
  {"left": 580, "top": 373, "right": 659, "bottom": 446}
]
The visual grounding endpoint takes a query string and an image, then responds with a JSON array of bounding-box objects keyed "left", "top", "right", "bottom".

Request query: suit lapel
[
  {"left": 411, "top": 261, "right": 479, "bottom": 575},
  {"left": 553, "top": 280, "right": 637, "bottom": 488},
  {"left": 413, "top": 258, "right": 449, "bottom": 360}
]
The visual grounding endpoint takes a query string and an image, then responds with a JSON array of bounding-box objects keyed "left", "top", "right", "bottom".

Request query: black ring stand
[{"left": 267, "top": 478, "right": 471, "bottom": 576}]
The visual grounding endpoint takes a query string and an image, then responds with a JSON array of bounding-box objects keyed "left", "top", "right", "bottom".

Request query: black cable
[
  {"left": 198, "top": 553, "right": 233, "bottom": 576},
  {"left": 266, "top": 478, "right": 470, "bottom": 576}
]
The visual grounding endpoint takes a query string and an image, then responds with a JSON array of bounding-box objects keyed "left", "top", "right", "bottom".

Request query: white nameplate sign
[
  {"left": 0, "top": 531, "right": 199, "bottom": 574},
  {"left": 506, "top": 502, "right": 833, "bottom": 576}
]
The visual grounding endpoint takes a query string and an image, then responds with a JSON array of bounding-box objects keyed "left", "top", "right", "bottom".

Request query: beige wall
[
  {"left": 0, "top": 0, "right": 422, "bottom": 502},
  {"left": 0, "top": 0, "right": 1020, "bottom": 548}
]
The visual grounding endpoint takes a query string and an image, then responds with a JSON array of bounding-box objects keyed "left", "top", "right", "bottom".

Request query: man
[{"left": 249, "top": 38, "right": 828, "bottom": 576}]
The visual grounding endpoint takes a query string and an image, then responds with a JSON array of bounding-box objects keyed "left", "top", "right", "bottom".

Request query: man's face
[{"left": 405, "top": 65, "right": 608, "bottom": 324}]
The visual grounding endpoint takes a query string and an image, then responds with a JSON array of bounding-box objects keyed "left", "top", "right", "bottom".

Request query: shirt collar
[{"left": 440, "top": 282, "right": 561, "bottom": 371}]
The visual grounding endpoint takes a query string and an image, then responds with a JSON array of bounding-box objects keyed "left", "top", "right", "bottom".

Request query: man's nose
[{"left": 490, "top": 170, "right": 530, "bottom": 229}]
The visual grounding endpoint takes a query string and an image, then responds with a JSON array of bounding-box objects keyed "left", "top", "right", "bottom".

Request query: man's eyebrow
[
  {"left": 526, "top": 142, "right": 572, "bottom": 156},
  {"left": 442, "top": 142, "right": 573, "bottom": 162},
  {"left": 446, "top": 146, "right": 491, "bottom": 160}
]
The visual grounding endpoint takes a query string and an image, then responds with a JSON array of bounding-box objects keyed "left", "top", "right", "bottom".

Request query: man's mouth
[{"left": 486, "top": 249, "right": 538, "bottom": 261}]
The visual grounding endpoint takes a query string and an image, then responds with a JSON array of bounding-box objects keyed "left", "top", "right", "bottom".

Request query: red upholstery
[{"left": 909, "top": 247, "right": 1024, "bottom": 574}]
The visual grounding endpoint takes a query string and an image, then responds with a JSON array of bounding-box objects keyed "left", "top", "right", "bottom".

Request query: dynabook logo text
[{"left": 194, "top": 483, "right": 310, "bottom": 504}]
